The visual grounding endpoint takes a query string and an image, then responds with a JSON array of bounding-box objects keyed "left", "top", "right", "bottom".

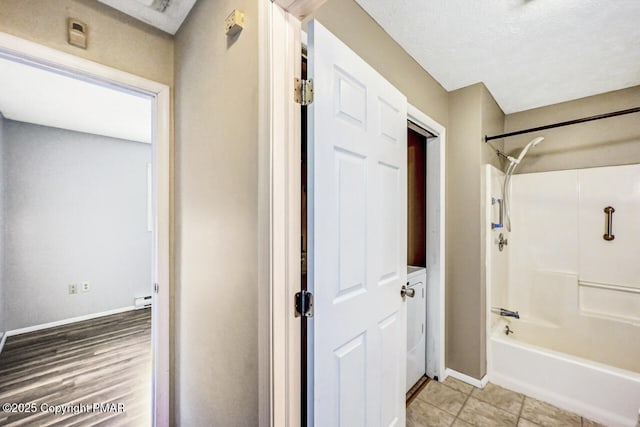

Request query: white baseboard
[
  {"left": 5, "top": 306, "right": 136, "bottom": 337},
  {"left": 444, "top": 368, "right": 489, "bottom": 389},
  {"left": 0, "top": 332, "right": 6, "bottom": 355}
]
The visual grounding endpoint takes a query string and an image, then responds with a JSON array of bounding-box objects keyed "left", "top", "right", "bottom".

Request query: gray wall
[
  {"left": 3, "top": 120, "right": 152, "bottom": 330},
  {"left": 504, "top": 85, "right": 640, "bottom": 174},
  {"left": 174, "top": 0, "right": 259, "bottom": 425},
  {"left": 0, "top": 113, "right": 4, "bottom": 335}
]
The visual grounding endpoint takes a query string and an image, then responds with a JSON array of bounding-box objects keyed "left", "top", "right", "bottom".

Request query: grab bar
[
  {"left": 491, "top": 198, "right": 503, "bottom": 229},
  {"left": 603, "top": 206, "right": 615, "bottom": 241},
  {"left": 491, "top": 307, "right": 520, "bottom": 319}
]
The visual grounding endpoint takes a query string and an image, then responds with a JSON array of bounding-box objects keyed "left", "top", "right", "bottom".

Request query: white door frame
[
  {"left": 407, "top": 105, "right": 447, "bottom": 382},
  {"left": 0, "top": 33, "right": 171, "bottom": 426},
  {"left": 258, "top": 2, "right": 302, "bottom": 426}
]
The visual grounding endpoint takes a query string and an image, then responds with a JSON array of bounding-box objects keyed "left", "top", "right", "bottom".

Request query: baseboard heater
[{"left": 134, "top": 295, "right": 152, "bottom": 309}]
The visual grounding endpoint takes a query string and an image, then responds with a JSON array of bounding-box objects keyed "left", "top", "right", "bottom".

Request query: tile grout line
[
  {"left": 431, "top": 379, "right": 474, "bottom": 425},
  {"left": 453, "top": 385, "right": 473, "bottom": 423},
  {"left": 516, "top": 394, "right": 526, "bottom": 426},
  {"left": 454, "top": 382, "right": 525, "bottom": 427}
]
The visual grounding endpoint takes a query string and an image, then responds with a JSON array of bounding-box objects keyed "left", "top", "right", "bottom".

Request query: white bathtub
[{"left": 489, "top": 321, "right": 640, "bottom": 427}]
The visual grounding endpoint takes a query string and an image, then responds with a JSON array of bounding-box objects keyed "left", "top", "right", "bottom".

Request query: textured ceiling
[
  {"left": 0, "top": 57, "right": 151, "bottom": 143},
  {"left": 96, "top": 0, "right": 198, "bottom": 34},
  {"left": 354, "top": 0, "right": 640, "bottom": 113}
]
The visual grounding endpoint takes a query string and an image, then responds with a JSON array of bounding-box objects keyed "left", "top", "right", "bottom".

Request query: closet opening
[{"left": 406, "top": 120, "right": 437, "bottom": 404}]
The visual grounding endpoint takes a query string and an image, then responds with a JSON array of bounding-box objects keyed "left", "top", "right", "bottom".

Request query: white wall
[{"left": 3, "top": 120, "right": 152, "bottom": 330}]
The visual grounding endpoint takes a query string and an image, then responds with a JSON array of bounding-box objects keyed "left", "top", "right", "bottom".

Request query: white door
[{"left": 308, "top": 20, "right": 408, "bottom": 427}]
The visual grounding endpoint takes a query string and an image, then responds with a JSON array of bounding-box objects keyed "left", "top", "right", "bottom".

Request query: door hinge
[
  {"left": 294, "top": 78, "right": 314, "bottom": 106},
  {"left": 154, "top": 283, "right": 159, "bottom": 294},
  {"left": 295, "top": 290, "right": 314, "bottom": 317}
]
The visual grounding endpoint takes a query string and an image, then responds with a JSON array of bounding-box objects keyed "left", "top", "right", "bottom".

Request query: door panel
[{"left": 308, "top": 20, "right": 408, "bottom": 427}]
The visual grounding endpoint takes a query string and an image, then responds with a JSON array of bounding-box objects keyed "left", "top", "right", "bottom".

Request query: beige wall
[
  {"left": 446, "top": 83, "right": 504, "bottom": 379},
  {"left": 0, "top": 0, "right": 173, "bottom": 86},
  {"left": 307, "top": 0, "right": 449, "bottom": 127},
  {"left": 504, "top": 86, "right": 640, "bottom": 174},
  {"left": 446, "top": 84, "right": 483, "bottom": 378},
  {"left": 173, "top": 0, "right": 259, "bottom": 425},
  {"left": 479, "top": 85, "right": 505, "bottom": 377}
]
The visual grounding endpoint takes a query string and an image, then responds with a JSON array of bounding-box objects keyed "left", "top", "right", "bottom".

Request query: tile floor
[{"left": 407, "top": 377, "right": 608, "bottom": 427}]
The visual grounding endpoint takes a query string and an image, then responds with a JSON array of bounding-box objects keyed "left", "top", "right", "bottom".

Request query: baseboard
[
  {"left": 444, "top": 368, "right": 489, "bottom": 389},
  {"left": 0, "top": 332, "right": 6, "bottom": 355},
  {"left": 5, "top": 306, "right": 136, "bottom": 337}
]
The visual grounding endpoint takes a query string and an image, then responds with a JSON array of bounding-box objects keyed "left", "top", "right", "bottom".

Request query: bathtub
[{"left": 488, "top": 319, "right": 640, "bottom": 427}]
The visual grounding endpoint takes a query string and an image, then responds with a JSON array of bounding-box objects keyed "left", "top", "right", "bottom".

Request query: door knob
[{"left": 401, "top": 284, "right": 416, "bottom": 298}]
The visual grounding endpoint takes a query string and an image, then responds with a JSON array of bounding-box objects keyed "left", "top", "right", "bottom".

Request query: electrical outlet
[
  {"left": 69, "top": 284, "right": 78, "bottom": 294},
  {"left": 81, "top": 282, "right": 90, "bottom": 292}
]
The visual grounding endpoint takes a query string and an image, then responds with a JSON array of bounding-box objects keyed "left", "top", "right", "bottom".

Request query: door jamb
[
  {"left": 258, "top": 2, "right": 302, "bottom": 426},
  {"left": 0, "top": 32, "right": 171, "bottom": 426}
]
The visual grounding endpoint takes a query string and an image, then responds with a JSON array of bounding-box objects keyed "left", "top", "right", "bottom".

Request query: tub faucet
[{"left": 491, "top": 307, "right": 520, "bottom": 319}]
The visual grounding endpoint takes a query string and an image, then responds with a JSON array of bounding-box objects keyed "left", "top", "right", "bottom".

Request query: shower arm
[{"left": 496, "top": 149, "right": 518, "bottom": 164}]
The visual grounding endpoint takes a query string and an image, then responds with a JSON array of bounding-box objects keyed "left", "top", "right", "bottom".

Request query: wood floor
[{"left": 0, "top": 308, "right": 151, "bottom": 426}]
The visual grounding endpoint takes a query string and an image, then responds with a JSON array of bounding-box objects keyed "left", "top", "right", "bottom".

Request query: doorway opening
[
  {"left": 406, "top": 122, "right": 436, "bottom": 403},
  {"left": 0, "top": 33, "right": 170, "bottom": 425},
  {"left": 406, "top": 105, "right": 447, "bottom": 395}
]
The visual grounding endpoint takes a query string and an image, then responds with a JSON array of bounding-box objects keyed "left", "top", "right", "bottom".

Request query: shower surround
[{"left": 485, "top": 164, "right": 640, "bottom": 427}]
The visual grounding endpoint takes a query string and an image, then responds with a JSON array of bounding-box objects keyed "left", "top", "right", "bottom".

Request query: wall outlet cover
[
  {"left": 69, "top": 284, "right": 78, "bottom": 294},
  {"left": 82, "top": 282, "right": 90, "bottom": 292}
]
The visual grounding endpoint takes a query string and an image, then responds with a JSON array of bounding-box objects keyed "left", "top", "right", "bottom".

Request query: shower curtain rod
[{"left": 484, "top": 106, "right": 640, "bottom": 142}]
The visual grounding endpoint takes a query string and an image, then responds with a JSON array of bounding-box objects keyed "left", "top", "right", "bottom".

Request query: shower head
[{"left": 514, "top": 136, "right": 544, "bottom": 164}]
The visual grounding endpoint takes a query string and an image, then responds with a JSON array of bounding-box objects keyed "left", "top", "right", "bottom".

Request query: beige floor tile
[
  {"left": 471, "top": 382, "right": 524, "bottom": 415},
  {"left": 407, "top": 398, "right": 456, "bottom": 427},
  {"left": 517, "top": 419, "right": 541, "bottom": 427},
  {"left": 458, "top": 397, "right": 518, "bottom": 427},
  {"left": 416, "top": 380, "right": 467, "bottom": 416},
  {"left": 520, "top": 397, "right": 581, "bottom": 427},
  {"left": 452, "top": 418, "right": 474, "bottom": 427},
  {"left": 582, "top": 418, "right": 608, "bottom": 427},
  {"left": 443, "top": 376, "right": 475, "bottom": 394}
]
